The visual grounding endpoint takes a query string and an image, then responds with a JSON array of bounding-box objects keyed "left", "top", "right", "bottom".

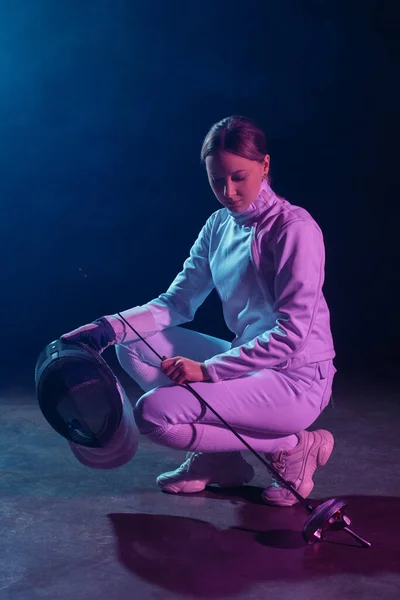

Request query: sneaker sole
[{"left": 159, "top": 479, "right": 210, "bottom": 494}]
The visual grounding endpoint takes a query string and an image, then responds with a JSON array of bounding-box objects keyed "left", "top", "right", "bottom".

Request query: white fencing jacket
[{"left": 105, "top": 179, "right": 335, "bottom": 382}]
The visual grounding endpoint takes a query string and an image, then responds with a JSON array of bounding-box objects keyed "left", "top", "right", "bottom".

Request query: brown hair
[{"left": 200, "top": 115, "right": 270, "bottom": 183}]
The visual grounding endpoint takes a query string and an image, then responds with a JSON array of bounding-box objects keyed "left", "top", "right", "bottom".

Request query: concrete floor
[{"left": 1, "top": 374, "right": 400, "bottom": 600}]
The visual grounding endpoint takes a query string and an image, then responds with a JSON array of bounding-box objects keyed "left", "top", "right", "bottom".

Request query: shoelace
[
  {"left": 270, "top": 450, "right": 288, "bottom": 488},
  {"left": 183, "top": 452, "right": 203, "bottom": 470}
]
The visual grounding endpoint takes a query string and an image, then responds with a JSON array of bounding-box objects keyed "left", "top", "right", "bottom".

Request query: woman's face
[{"left": 205, "top": 150, "right": 270, "bottom": 212}]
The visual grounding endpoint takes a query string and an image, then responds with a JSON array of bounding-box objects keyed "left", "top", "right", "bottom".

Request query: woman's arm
[{"left": 104, "top": 213, "right": 217, "bottom": 344}]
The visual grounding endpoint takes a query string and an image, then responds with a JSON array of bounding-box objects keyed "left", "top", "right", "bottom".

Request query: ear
[{"left": 262, "top": 155, "right": 270, "bottom": 176}]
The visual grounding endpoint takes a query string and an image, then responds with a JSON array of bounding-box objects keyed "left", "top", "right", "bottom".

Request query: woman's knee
[{"left": 133, "top": 388, "right": 169, "bottom": 433}]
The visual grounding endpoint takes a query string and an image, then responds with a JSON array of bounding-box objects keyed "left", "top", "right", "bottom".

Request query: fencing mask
[{"left": 35, "top": 339, "right": 139, "bottom": 469}]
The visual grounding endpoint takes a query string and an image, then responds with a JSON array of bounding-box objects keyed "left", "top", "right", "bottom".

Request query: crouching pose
[{"left": 62, "top": 115, "right": 337, "bottom": 507}]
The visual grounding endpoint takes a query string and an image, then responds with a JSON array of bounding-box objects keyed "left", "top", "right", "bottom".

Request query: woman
[{"left": 62, "top": 115, "right": 337, "bottom": 507}]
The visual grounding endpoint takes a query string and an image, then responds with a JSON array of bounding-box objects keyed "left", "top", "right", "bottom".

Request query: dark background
[{"left": 0, "top": 0, "right": 398, "bottom": 391}]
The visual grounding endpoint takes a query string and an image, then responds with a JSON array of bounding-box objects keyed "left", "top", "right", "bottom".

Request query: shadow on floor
[{"left": 107, "top": 488, "right": 399, "bottom": 597}]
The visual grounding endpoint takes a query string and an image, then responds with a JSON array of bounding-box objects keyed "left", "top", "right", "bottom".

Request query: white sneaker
[
  {"left": 262, "top": 429, "right": 335, "bottom": 507},
  {"left": 157, "top": 451, "right": 255, "bottom": 494}
]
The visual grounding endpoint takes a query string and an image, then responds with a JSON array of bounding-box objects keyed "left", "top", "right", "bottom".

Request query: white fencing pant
[{"left": 114, "top": 326, "right": 336, "bottom": 456}]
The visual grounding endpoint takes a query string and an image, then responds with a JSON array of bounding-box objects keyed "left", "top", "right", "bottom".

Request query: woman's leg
[
  {"left": 134, "top": 360, "right": 335, "bottom": 454},
  {"left": 118, "top": 326, "right": 336, "bottom": 502},
  {"left": 117, "top": 326, "right": 335, "bottom": 454}
]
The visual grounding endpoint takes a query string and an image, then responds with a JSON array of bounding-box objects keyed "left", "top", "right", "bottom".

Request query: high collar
[{"left": 226, "top": 178, "right": 277, "bottom": 226}]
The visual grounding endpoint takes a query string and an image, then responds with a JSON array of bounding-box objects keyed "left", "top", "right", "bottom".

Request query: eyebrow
[{"left": 210, "top": 170, "right": 249, "bottom": 177}]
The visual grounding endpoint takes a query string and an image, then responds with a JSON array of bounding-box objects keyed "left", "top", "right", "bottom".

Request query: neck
[{"left": 227, "top": 179, "right": 276, "bottom": 226}]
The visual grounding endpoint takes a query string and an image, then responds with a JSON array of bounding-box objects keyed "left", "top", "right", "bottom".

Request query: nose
[{"left": 224, "top": 180, "right": 236, "bottom": 198}]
